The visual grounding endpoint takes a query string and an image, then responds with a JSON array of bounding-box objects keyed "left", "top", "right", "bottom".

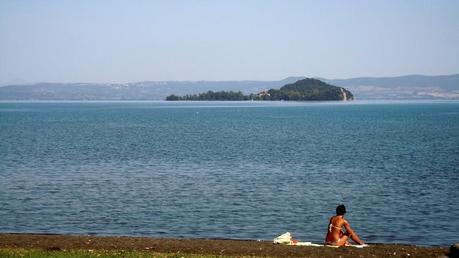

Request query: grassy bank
[{"left": 0, "top": 248, "right": 244, "bottom": 258}]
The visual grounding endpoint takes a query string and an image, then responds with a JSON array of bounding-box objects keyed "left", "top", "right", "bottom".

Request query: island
[{"left": 165, "top": 78, "right": 354, "bottom": 101}]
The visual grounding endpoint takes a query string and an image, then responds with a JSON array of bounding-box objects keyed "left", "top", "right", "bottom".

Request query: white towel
[{"left": 273, "top": 232, "right": 368, "bottom": 248}]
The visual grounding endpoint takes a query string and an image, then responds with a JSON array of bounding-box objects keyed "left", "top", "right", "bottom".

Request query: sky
[{"left": 0, "top": 0, "right": 459, "bottom": 85}]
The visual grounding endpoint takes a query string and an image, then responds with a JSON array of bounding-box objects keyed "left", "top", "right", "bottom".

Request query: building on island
[{"left": 257, "top": 90, "right": 271, "bottom": 97}]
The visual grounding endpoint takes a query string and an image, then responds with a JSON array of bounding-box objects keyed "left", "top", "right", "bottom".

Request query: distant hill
[
  {"left": 270, "top": 78, "right": 353, "bottom": 101},
  {"left": 325, "top": 74, "right": 459, "bottom": 99},
  {"left": 0, "top": 74, "right": 458, "bottom": 100}
]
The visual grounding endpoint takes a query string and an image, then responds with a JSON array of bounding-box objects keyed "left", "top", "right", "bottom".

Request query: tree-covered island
[{"left": 166, "top": 78, "right": 353, "bottom": 101}]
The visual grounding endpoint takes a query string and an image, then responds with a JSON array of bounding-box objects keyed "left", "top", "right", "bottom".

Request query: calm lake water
[{"left": 0, "top": 101, "right": 458, "bottom": 246}]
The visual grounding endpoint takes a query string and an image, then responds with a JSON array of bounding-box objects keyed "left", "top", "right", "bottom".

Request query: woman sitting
[{"left": 325, "top": 204, "right": 365, "bottom": 247}]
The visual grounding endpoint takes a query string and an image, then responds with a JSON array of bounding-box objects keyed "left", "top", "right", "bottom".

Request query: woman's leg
[
  {"left": 349, "top": 233, "right": 364, "bottom": 245},
  {"left": 336, "top": 235, "right": 349, "bottom": 246}
]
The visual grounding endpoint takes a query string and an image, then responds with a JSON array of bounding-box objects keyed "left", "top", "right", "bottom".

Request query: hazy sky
[{"left": 1, "top": 0, "right": 458, "bottom": 85}]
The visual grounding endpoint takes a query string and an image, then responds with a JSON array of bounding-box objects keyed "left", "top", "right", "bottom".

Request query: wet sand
[{"left": 0, "top": 233, "right": 448, "bottom": 257}]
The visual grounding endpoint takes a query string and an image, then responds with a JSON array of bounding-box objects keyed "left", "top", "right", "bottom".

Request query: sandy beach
[{"left": 0, "top": 233, "right": 449, "bottom": 258}]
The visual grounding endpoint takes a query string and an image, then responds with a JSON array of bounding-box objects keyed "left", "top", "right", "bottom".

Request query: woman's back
[{"left": 326, "top": 215, "right": 345, "bottom": 243}]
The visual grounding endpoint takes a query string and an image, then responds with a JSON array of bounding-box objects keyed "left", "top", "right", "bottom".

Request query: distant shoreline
[
  {"left": 0, "top": 233, "right": 448, "bottom": 258},
  {"left": 1, "top": 74, "right": 459, "bottom": 101}
]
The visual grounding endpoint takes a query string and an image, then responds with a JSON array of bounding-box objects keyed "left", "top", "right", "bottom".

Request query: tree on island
[{"left": 166, "top": 91, "right": 250, "bottom": 101}]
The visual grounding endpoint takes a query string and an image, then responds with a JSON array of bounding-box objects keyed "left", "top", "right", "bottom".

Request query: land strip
[{"left": 0, "top": 233, "right": 448, "bottom": 258}]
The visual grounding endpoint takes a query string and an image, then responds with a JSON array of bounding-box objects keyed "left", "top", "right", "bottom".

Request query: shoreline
[{"left": 0, "top": 233, "right": 448, "bottom": 258}]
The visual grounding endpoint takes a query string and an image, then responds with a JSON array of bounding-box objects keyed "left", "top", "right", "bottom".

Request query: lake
[{"left": 0, "top": 100, "right": 458, "bottom": 246}]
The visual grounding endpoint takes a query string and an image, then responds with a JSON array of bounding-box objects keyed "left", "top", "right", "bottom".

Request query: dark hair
[{"left": 336, "top": 205, "right": 346, "bottom": 215}]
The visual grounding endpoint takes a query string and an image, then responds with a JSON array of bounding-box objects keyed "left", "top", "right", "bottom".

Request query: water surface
[{"left": 0, "top": 101, "right": 458, "bottom": 246}]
